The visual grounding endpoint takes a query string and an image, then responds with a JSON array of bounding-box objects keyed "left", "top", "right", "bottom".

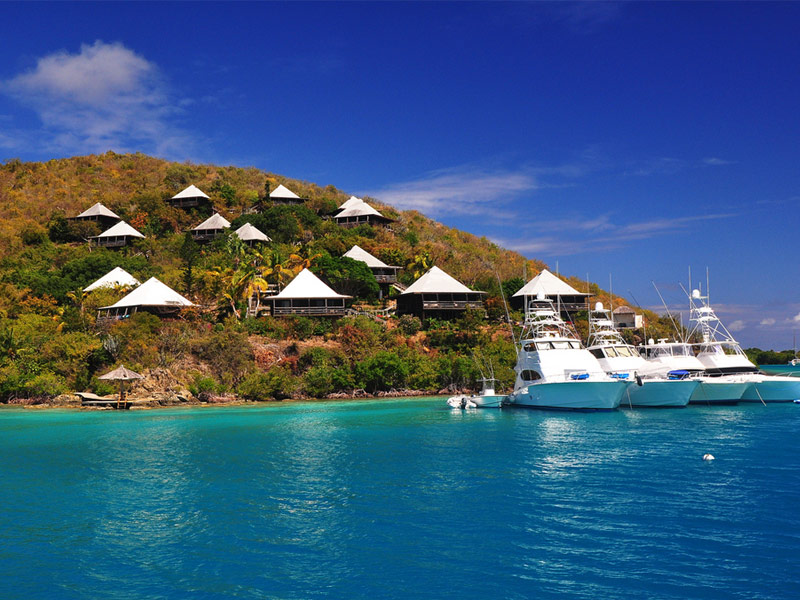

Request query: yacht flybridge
[
  {"left": 506, "top": 295, "right": 626, "bottom": 410},
  {"left": 689, "top": 289, "right": 800, "bottom": 402},
  {"left": 587, "top": 303, "right": 697, "bottom": 407}
]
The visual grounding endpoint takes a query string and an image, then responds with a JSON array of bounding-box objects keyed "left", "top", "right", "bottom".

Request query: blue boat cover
[{"left": 667, "top": 370, "right": 690, "bottom": 379}]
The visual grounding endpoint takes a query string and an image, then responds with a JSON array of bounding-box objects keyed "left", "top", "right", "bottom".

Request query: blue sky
[{"left": 1, "top": 2, "right": 798, "bottom": 349}]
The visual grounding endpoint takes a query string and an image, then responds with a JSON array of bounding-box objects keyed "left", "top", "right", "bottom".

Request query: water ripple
[{"left": 1, "top": 401, "right": 799, "bottom": 598}]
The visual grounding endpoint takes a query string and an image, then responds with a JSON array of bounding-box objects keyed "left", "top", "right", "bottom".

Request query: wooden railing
[
  {"left": 272, "top": 306, "right": 347, "bottom": 316},
  {"left": 420, "top": 300, "right": 484, "bottom": 310}
]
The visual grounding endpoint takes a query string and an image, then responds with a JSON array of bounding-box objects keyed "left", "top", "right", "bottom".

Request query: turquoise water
[
  {"left": 759, "top": 364, "right": 800, "bottom": 377},
  {"left": 2, "top": 400, "right": 799, "bottom": 599}
]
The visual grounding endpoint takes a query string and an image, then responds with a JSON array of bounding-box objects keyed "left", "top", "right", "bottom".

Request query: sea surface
[{"left": 1, "top": 399, "right": 799, "bottom": 600}]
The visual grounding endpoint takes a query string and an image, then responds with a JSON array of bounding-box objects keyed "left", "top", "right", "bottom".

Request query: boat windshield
[{"left": 615, "top": 346, "right": 636, "bottom": 357}]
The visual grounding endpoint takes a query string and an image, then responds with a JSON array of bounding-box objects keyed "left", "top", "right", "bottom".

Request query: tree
[
  {"left": 312, "top": 255, "right": 379, "bottom": 300},
  {"left": 179, "top": 232, "right": 201, "bottom": 297}
]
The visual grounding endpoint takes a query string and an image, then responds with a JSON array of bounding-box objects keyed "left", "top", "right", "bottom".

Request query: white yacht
[
  {"left": 505, "top": 296, "right": 626, "bottom": 411},
  {"left": 586, "top": 303, "right": 698, "bottom": 407},
  {"left": 639, "top": 339, "right": 749, "bottom": 404},
  {"left": 689, "top": 289, "right": 800, "bottom": 402}
]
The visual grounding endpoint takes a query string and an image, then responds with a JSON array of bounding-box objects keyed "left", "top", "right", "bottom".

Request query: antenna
[
  {"left": 629, "top": 290, "right": 648, "bottom": 346},
  {"left": 494, "top": 267, "right": 516, "bottom": 343},
  {"left": 652, "top": 281, "right": 684, "bottom": 342},
  {"left": 609, "top": 273, "right": 614, "bottom": 314}
]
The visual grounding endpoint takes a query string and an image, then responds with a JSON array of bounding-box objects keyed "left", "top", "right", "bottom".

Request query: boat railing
[{"left": 522, "top": 370, "right": 614, "bottom": 385}]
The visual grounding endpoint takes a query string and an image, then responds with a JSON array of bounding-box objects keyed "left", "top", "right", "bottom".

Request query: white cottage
[
  {"left": 234, "top": 223, "right": 271, "bottom": 245},
  {"left": 266, "top": 268, "right": 351, "bottom": 316},
  {"left": 333, "top": 198, "right": 393, "bottom": 228},
  {"left": 91, "top": 221, "right": 145, "bottom": 248},
  {"left": 97, "top": 277, "right": 195, "bottom": 319},
  {"left": 397, "top": 266, "right": 485, "bottom": 319},
  {"left": 191, "top": 213, "right": 231, "bottom": 243},
  {"left": 70, "top": 202, "right": 121, "bottom": 228},
  {"left": 269, "top": 184, "right": 304, "bottom": 205},
  {"left": 169, "top": 184, "right": 210, "bottom": 208},
  {"left": 512, "top": 269, "right": 591, "bottom": 315},
  {"left": 83, "top": 267, "right": 141, "bottom": 292},
  {"left": 343, "top": 245, "right": 400, "bottom": 285}
]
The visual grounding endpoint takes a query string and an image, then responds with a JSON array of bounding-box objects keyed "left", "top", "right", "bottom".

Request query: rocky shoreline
[{"left": 1, "top": 387, "right": 456, "bottom": 410}]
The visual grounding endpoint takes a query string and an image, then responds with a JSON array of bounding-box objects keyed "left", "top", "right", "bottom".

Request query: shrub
[
  {"left": 20, "top": 222, "right": 48, "bottom": 246},
  {"left": 397, "top": 314, "right": 422, "bottom": 336},
  {"left": 90, "top": 377, "right": 116, "bottom": 396},
  {"left": 354, "top": 350, "right": 409, "bottom": 393},
  {"left": 24, "top": 371, "right": 67, "bottom": 398},
  {"left": 191, "top": 327, "right": 254, "bottom": 386},
  {"left": 312, "top": 255, "right": 379, "bottom": 300},
  {"left": 298, "top": 346, "right": 333, "bottom": 370},
  {"left": 237, "top": 367, "right": 295, "bottom": 401},
  {"left": 188, "top": 374, "right": 220, "bottom": 400}
]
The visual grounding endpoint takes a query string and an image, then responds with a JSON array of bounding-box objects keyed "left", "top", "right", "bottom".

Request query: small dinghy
[{"left": 447, "top": 377, "right": 506, "bottom": 409}]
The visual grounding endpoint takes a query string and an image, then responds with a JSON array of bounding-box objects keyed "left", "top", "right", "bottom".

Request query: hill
[{"left": 0, "top": 152, "right": 673, "bottom": 404}]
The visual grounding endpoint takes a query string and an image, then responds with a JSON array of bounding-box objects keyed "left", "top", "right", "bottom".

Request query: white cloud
[
  {"left": 2, "top": 40, "right": 191, "bottom": 157},
  {"left": 760, "top": 318, "right": 776, "bottom": 326},
  {"left": 497, "top": 212, "right": 736, "bottom": 256},
  {"left": 793, "top": 313, "right": 800, "bottom": 323},
  {"left": 362, "top": 166, "right": 540, "bottom": 217},
  {"left": 703, "top": 157, "right": 735, "bottom": 166},
  {"left": 728, "top": 320, "right": 746, "bottom": 332}
]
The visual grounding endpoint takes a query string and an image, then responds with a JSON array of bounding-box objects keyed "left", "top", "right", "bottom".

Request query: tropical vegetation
[{"left": 0, "top": 152, "right": 682, "bottom": 404}]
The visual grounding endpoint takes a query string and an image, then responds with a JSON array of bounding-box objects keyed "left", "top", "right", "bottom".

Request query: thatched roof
[{"left": 98, "top": 365, "right": 144, "bottom": 381}]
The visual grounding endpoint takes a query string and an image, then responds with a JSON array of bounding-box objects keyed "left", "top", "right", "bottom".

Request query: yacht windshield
[
  {"left": 552, "top": 341, "right": 571, "bottom": 350},
  {"left": 605, "top": 347, "right": 618, "bottom": 358}
]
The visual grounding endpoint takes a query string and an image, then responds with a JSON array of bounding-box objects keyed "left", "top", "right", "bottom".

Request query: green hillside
[{"left": 0, "top": 152, "right": 673, "bottom": 404}]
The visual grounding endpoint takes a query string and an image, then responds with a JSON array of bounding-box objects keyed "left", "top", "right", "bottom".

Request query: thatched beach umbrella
[{"left": 98, "top": 365, "right": 144, "bottom": 408}]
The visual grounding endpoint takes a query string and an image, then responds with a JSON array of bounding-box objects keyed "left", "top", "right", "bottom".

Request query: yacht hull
[
  {"left": 508, "top": 381, "right": 626, "bottom": 411},
  {"left": 621, "top": 379, "right": 698, "bottom": 408},
  {"left": 740, "top": 376, "right": 800, "bottom": 402},
  {"left": 689, "top": 380, "right": 748, "bottom": 405}
]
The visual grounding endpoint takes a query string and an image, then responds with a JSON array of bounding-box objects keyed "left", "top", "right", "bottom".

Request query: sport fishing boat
[
  {"left": 586, "top": 302, "right": 698, "bottom": 407},
  {"left": 505, "top": 295, "right": 626, "bottom": 411},
  {"left": 638, "top": 339, "right": 749, "bottom": 404},
  {"left": 689, "top": 289, "right": 800, "bottom": 402},
  {"left": 446, "top": 377, "right": 506, "bottom": 409}
]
